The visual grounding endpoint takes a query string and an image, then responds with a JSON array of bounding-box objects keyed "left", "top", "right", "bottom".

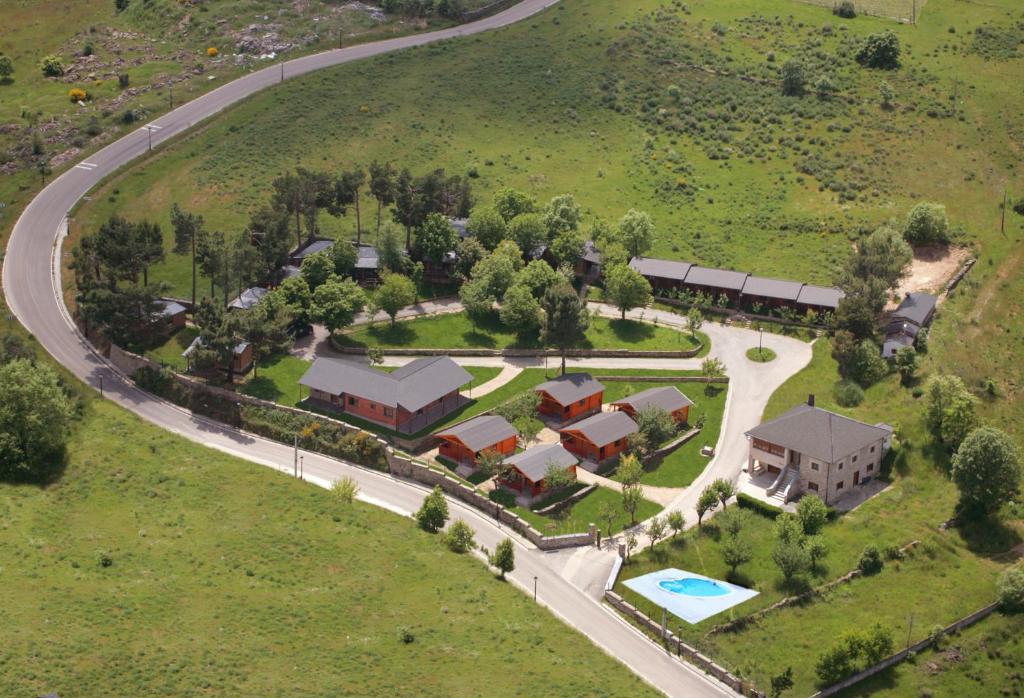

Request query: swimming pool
[
  {"left": 623, "top": 568, "right": 758, "bottom": 624},
  {"left": 658, "top": 577, "right": 730, "bottom": 597}
]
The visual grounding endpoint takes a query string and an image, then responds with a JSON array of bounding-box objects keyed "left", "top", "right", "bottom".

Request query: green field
[
  {"left": 337, "top": 312, "right": 704, "bottom": 352},
  {"left": 514, "top": 485, "right": 662, "bottom": 537},
  {"left": 0, "top": 393, "right": 657, "bottom": 696}
]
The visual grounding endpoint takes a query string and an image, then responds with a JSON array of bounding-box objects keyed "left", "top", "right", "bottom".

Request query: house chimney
[{"left": 807, "top": 394, "right": 815, "bottom": 407}]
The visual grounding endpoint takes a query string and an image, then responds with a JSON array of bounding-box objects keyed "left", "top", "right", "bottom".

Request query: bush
[
  {"left": 115, "top": 0, "right": 129, "bottom": 11},
  {"left": 883, "top": 544, "right": 904, "bottom": 561},
  {"left": 833, "top": 0, "right": 856, "bottom": 18},
  {"left": 416, "top": 486, "right": 449, "bottom": 533},
  {"left": 833, "top": 379, "right": 865, "bottom": 407},
  {"left": 904, "top": 202, "right": 950, "bottom": 246},
  {"left": 40, "top": 55, "right": 65, "bottom": 77},
  {"left": 0, "top": 360, "right": 75, "bottom": 483},
  {"left": 856, "top": 31, "right": 901, "bottom": 70},
  {"left": 68, "top": 88, "right": 87, "bottom": 103},
  {"left": 118, "top": 73, "right": 130, "bottom": 88},
  {"left": 443, "top": 519, "right": 477, "bottom": 553},
  {"left": 331, "top": 477, "right": 359, "bottom": 504},
  {"left": 858, "top": 545, "right": 884, "bottom": 575},
  {"left": 488, "top": 487, "right": 516, "bottom": 508},
  {"left": 998, "top": 566, "right": 1024, "bottom": 612},
  {"left": 796, "top": 495, "right": 829, "bottom": 535},
  {"left": 736, "top": 492, "right": 783, "bottom": 519}
]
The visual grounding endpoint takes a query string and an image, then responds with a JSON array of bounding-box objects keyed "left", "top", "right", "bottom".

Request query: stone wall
[
  {"left": 535, "top": 484, "right": 598, "bottom": 516},
  {"left": 598, "top": 375, "right": 730, "bottom": 384},
  {"left": 331, "top": 337, "right": 703, "bottom": 359},
  {"left": 604, "top": 591, "right": 763, "bottom": 697},
  {"left": 462, "top": 0, "right": 522, "bottom": 21}
]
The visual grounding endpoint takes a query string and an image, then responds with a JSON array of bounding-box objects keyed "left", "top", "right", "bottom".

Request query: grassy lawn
[
  {"left": 141, "top": 326, "right": 199, "bottom": 372},
  {"left": 602, "top": 380, "right": 727, "bottom": 488},
  {"left": 0, "top": 396, "right": 657, "bottom": 696},
  {"left": 514, "top": 486, "right": 662, "bottom": 537},
  {"left": 746, "top": 347, "right": 776, "bottom": 363},
  {"left": 336, "top": 312, "right": 703, "bottom": 353}
]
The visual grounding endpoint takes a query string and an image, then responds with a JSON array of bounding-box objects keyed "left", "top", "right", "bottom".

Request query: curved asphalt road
[{"left": 2, "top": 3, "right": 733, "bottom": 696}]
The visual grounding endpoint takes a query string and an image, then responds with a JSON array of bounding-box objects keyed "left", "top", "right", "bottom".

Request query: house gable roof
[
  {"left": 355, "top": 244, "right": 380, "bottom": 270},
  {"left": 228, "top": 286, "right": 267, "bottom": 311},
  {"left": 436, "top": 415, "right": 517, "bottom": 452},
  {"left": 535, "top": 373, "right": 605, "bottom": 406},
  {"left": 504, "top": 443, "right": 577, "bottom": 482},
  {"left": 611, "top": 386, "right": 693, "bottom": 414},
  {"left": 629, "top": 256, "right": 692, "bottom": 282},
  {"left": 300, "top": 356, "right": 472, "bottom": 413},
  {"left": 742, "top": 275, "right": 804, "bottom": 302},
  {"left": 563, "top": 411, "right": 638, "bottom": 448},
  {"left": 891, "top": 292, "right": 937, "bottom": 328},
  {"left": 796, "top": 284, "right": 844, "bottom": 310},
  {"left": 581, "top": 240, "right": 602, "bottom": 264},
  {"left": 293, "top": 239, "right": 335, "bottom": 260},
  {"left": 684, "top": 266, "right": 749, "bottom": 291},
  {"left": 155, "top": 299, "right": 187, "bottom": 317},
  {"left": 745, "top": 403, "right": 888, "bottom": 463}
]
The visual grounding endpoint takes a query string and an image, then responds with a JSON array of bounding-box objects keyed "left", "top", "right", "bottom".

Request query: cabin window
[
  {"left": 811, "top": 462, "right": 820, "bottom": 472},
  {"left": 752, "top": 438, "right": 785, "bottom": 457},
  {"left": 383, "top": 407, "right": 394, "bottom": 418},
  {"left": 836, "top": 481, "right": 844, "bottom": 490},
  {"left": 347, "top": 396, "right": 358, "bottom": 407},
  {"left": 837, "top": 462, "right": 844, "bottom": 470},
  {"left": 852, "top": 455, "right": 858, "bottom": 463},
  {"left": 808, "top": 482, "right": 819, "bottom": 492},
  {"left": 867, "top": 463, "right": 874, "bottom": 472},
  {"left": 870, "top": 445, "right": 876, "bottom": 453}
]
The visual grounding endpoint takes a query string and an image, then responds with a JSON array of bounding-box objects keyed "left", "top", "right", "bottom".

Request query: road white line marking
[{"left": 74, "top": 163, "right": 96, "bottom": 171}]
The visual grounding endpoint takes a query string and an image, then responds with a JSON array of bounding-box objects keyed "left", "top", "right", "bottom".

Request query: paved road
[{"left": 2, "top": 3, "right": 734, "bottom": 696}]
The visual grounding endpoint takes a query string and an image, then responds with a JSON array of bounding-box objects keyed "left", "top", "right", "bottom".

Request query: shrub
[
  {"left": 904, "top": 202, "right": 950, "bottom": 246},
  {"left": 331, "top": 477, "right": 359, "bottom": 504},
  {"left": 856, "top": 31, "right": 901, "bottom": 70},
  {"left": 488, "top": 487, "right": 516, "bottom": 508},
  {"left": 796, "top": 495, "right": 828, "bottom": 535},
  {"left": 40, "top": 55, "right": 65, "bottom": 77},
  {"left": 858, "top": 545, "right": 884, "bottom": 575},
  {"left": 883, "top": 544, "right": 904, "bottom": 561},
  {"left": 998, "top": 566, "right": 1024, "bottom": 612},
  {"left": 443, "top": 520, "right": 477, "bottom": 553},
  {"left": 736, "top": 492, "right": 783, "bottom": 519},
  {"left": 0, "top": 54, "right": 14, "bottom": 80},
  {"left": 416, "top": 486, "right": 449, "bottom": 533},
  {"left": 68, "top": 88, "right": 87, "bottom": 103},
  {"left": 115, "top": 0, "right": 129, "bottom": 11},
  {"left": 833, "top": 0, "right": 856, "bottom": 18},
  {"left": 781, "top": 60, "right": 806, "bottom": 96},
  {"left": 833, "top": 379, "right": 865, "bottom": 407},
  {"left": 118, "top": 73, "right": 130, "bottom": 88},
  {"left": 207, "top": 47, "right": 219, "bottom": 58},
  {"left": 0, "top": 360, "right": 75, "bottom": 483}
]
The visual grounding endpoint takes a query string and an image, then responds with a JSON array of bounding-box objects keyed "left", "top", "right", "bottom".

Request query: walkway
[{"left": 576, "top": 468, "right": 682, "bottom": 507}]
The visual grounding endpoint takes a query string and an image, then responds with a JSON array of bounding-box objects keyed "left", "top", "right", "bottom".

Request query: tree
[
  {"left": 475, "top": 449, "right": 506, "bottom": 478},
  {"left": 276, "top": 276, "right": 312, "bottom": 324},
  {"left": 489, "top": 537, "right": 515, "bottom": 579},
  {"left": 332, "top": 239, "right": 358, "bottom": 277},
  {"left": 466, "top": 206, "right": 507, "bottom": 251},
  {"left": 492, "top": 188, "right": 536, "bottom": 222},
  {"left": 622, "top": 483, "right": 643, "bottom": 526},
  {"left": 391, "top": 168, "right": 420, "bottom": 248},
  {"left": 196, "top": 229, "right": 228, "bottom": 301},
  {"left": 617, "top": 209, "right": 655, "bottom": 259},
  {"left": 604, "top": 263, "right": 652, "bottom": 319},
  {"left": 459, "top": 277, "right": 496, "bottom": 330},
  {"left": 925, "top": 374, "right": 979, "bottom": 450},
  {"left": 300, "top": 250, "right": 335, "bottom": 291},
  {"left": 416, "top": 486, "right": 449, "bottom": 533},
  {"left": 507, "top": 213, "right": 547, "bottom": 258},
  {"left": 696, "top": 486, "right": 719, "bottom": 527},
  {"left": 311, "top": 275, "right": 366, "bottom": 334},
  {"left": 375, "top": 273, "right": 416, "bottom": 326},
  {"left": 904, "top": 202, "right": 950, "bottom": 246},
  {"left": 409, "top": 261, "right": 424, "bottom": 303},
  {"left": 550, "top": 228, "right": 586, "bottom": 267},
  {"left": 772, "top": 540, "right": 810, "bottom": 582},
  {"left": 836, "top": 339, "right": 889, "bottom": 387},
  {"left": 443, "top": 520, "right": 477, "bottom": 553},
  {"left": 416, "top": 212, "right": 459, "bottom": 265},
  {"left": 711, "top": 478, "right": 735, "bottom": 509},
  {"left": 646, "top": 515, "right": 667, "bottom": 548},
  {"left": 247, "top": 206, "right": 292, "bottom": 282},
  {"left": 892, "top": 345, "right": 918, "bottom": 384},
  {"left": 796, "top": 495, "right": 828, "bottom": 535},
  {"left": 0, "top": 54, "right": 14, "bottom": 81},
  {"left": 721, "top": 531, "right": 753, "bottom": 576},
  {"left": 701, "top": 357, "right": 726, "bottom": 379},
  {"left": 845, "top": 225, "right": 913, "bottom": 290},
  {"left": 239, "top": 302, "right": 292, "bottom": 376},
  {"left": 781, "top": 59, "right": 806, "bottom": 96},
  {"left": 334, "top": 168, "right": 367, "bottom": 242},
  {"left": 617, "top": 453, "right": 644, "bottom": 486},
  {"left": 368, "top": 160, "right": 396, "bottom": 239},
  {"left": 635, "top": 405, "right": 676, "bottom": 448},
  {"left": 40, "top": 55, "right": 65, "bottom": 77},
  {"left": 499, "top": 283, "right": 542, "bottom": 335},
  {"left": 544, "top": 463, "right": 575, "bottom": 492},
  {"left": 543, "top": 194, "right": 582, "bottom": 239},
  {"left": 540, "top": 283, "right": 589, "bottom": 375},
  {"left": 229, "top": 233, "right": 260, "bottom": 299},
  {"left": 667, "top": 510, "right": 685, "bottom": 538},
  {"left": 171, "top": 204, "right": 204, "bottom": 307},
  {"left": 806, "top": 535, "right": 829, "bottom": 573},
  {"left": 951, "top": 427, "right": 1021, "bottom": 518},
  {"left": 833, "top": 291, "right": 880, "bottom": 341},
  {"left": 774, "top": 513, "right": 805, "bottom": 546},
  {"left": 512, "top": 416, "right": 543, "bottom": 448},
  {"left": 997, "top": 566, "right": 1024, "bottom": 612},
  {"left": 454, "top": 237, "right": 486, "bottom": 281},
  {"left": 856, "top": 31, "right": 901, "bottom": 70},
  {"left": 135, "top": 220, "right": 165, "bottom": 286},
  {"left": 0, "top": 360, "right": 74, "bottom": 482},
  {"left": 858, "top": 545, "right": 884, "bottom": 574},
  {"left": 272, "top": 167, "right": 332, "bottom": 248},
  {"left": 814, "top": 74, "right": 836, "bottom": 100},
  {"left": 598, "top": 499, "right": 619, "bottom": 538},
  {"left": 514, "top": 259, "right": 564, "bottom": 298},
  {"left": 687, "top": 307, "right": 703, "bottom": 338},
  {"left": 379, "top": 223, "right": 409, "bottom": 273}
]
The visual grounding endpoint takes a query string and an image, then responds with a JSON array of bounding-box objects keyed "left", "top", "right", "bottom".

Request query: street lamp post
[
  {"left": 300, "top": 455, "right": 304, "bottom": 480},
  {"left": 533, "top": 576, "right": 538, "bottom": 602}
]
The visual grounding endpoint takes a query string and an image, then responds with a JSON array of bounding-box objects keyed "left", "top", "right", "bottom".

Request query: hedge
[{"left": 736, "top": 492, "right": 784, "bottom": 519}]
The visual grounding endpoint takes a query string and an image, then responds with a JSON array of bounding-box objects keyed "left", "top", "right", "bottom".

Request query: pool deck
[{"left": 622, "top": 568, "right": 759, "bottom": 624}]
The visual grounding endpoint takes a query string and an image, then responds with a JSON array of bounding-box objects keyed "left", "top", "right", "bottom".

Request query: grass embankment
[
  {"left": 0, "top": 397, "right": 657, "bottom": 696},
  {"left": 337, "top": 313, "right": 704, "bottom": 353}
]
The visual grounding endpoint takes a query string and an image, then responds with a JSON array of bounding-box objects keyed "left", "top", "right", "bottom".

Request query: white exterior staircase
[{"left": 767, "top": 466, "right": 800, "bottom": 504}]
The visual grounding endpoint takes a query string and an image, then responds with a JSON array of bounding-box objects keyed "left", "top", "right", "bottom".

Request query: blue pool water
[{"left": 658, "top": 577, "right": 729, "bottom": 597}]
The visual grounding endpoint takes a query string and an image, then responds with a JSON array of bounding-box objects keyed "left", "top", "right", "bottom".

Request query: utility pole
[
  {"left": 293, "top": 433, "right": 298, "bottom": 477},
  {"left": 906, "top": 613, "right": 915, "bottom": 649},
  {"left": 280, "top": 62, "right": 284, "bottom": 83},
  {"left": 147, "top": 126, "right": 152, "bottom": 152},
  {"left": 1001, "top": 188, "right": 1008, "bottom": 236}
]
